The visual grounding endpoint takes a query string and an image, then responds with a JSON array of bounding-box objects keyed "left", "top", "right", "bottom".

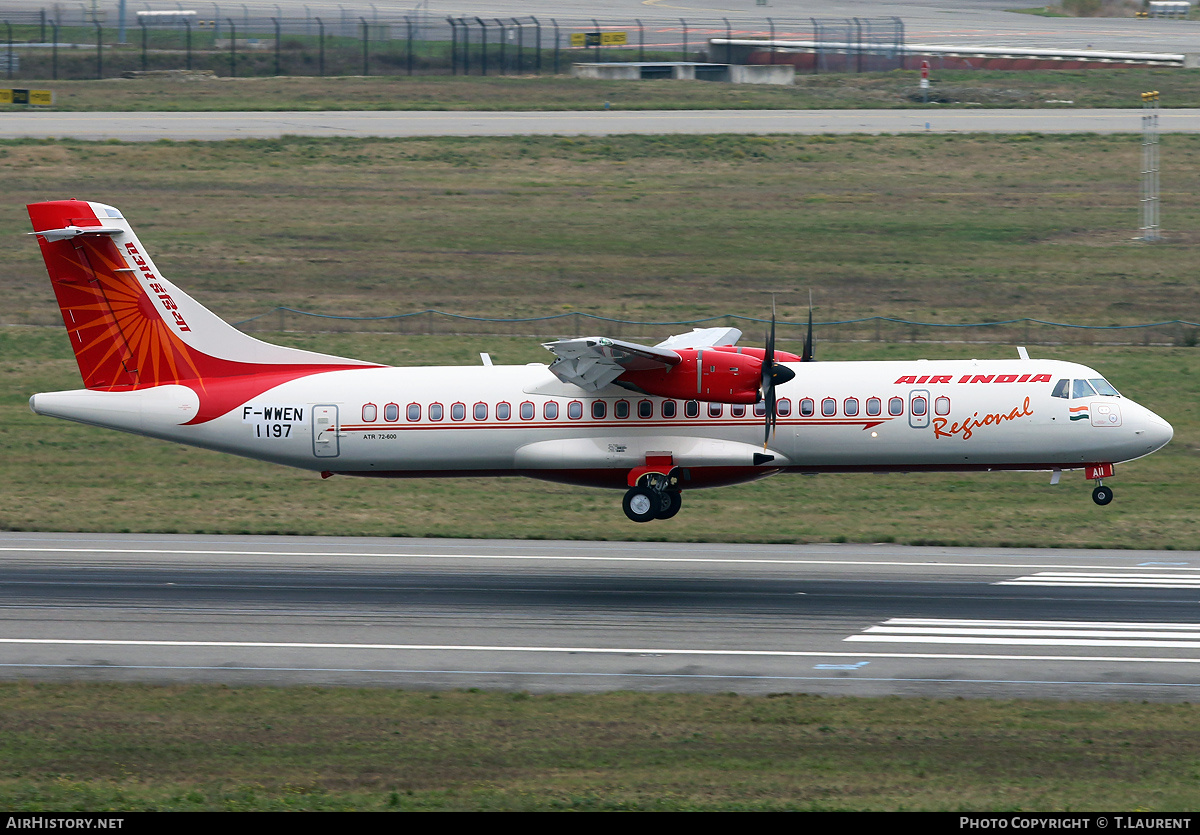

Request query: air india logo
[{"left": 933, "top": 397, "right": 1034, "bottom": 441}]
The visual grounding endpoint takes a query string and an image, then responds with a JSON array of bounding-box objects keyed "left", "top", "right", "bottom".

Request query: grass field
[
  {"left": 4, "top": 133, "right": 1199, "bottom": 335},
  {"left": 3, "top": 70, "right": 1200, "bottom": 112},
  {"left": 3, "top": 683, "right": 1200, "bottom": 811}
]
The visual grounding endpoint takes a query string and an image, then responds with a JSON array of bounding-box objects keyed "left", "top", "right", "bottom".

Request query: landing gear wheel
[
  {"left": 655, "top": 490, "right": 683, "bottom": 520},
  {"left": 1092, "top": 485, "right": 1114, "bottom": 506},
  {"left": 623, "top": 486, "right": 659, "bottom": 523}
]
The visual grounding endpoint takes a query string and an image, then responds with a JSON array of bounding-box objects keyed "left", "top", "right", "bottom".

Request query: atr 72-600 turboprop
[{"left": 27, "top": 200, "right": 1173, "bottom": 522}]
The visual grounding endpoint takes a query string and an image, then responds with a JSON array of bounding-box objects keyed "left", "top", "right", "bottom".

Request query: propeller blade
[
  {"left": 762, "top": 300, "right": 778, "bottom": 449},
  {"left": 801, "top": 294, "right": 814, "bottom": 363}
]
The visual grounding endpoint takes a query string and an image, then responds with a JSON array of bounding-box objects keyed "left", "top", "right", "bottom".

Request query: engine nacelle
[
  {"left": 709, "top": 345, "right": 804, "bottom": 363},
  {"left": 619, "top": 349, "right": 762, "bottom": 404}
]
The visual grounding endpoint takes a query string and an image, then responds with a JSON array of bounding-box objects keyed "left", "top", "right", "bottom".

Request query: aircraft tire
[
  {"left": 623, "top": 487, "right": 659, "bottom": 523},
  {"left": 655, "top": 490, "right": 683, "bottom": 520},
  {"left": 1092, "top": 485, "right": 1114, "bottom": 506}
]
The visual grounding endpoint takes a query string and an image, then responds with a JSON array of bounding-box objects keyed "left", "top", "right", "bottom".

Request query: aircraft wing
[{"left": 542, "top": 327, "right": 743, "bottom": 391}]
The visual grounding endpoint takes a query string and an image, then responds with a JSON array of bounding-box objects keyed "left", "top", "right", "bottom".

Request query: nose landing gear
[{"left": 1086, "top": 463, "right": 1115, "bottom": 506}]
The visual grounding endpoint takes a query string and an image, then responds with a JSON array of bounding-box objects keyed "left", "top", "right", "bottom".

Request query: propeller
[
  {"left": 801, "top": 291, "right": 814, "bottom": 363},
  {"left": 761, "top": 300, "right": 796, "bottom": 450}
]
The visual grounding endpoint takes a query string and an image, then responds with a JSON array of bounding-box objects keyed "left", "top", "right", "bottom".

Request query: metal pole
[
  {"left": 139, "top": 18, "right": 146, "bottom": 70},
  {"left": 184, "top": 18, "right": 191, "bottom": 69},
  {"left": 636, "top": 18, "right": 643, "bottom": 62},
  {"left": 532, "top": 16, "right": 540, "bottom": 74},
  {"left": 405, "top": 15, "right": 413, "bottom": 75},
  {"left": 447, "top": 17, "right": 457, "bottom": 75},
  {"left": 361, "top": 17, "right": 368, "bottom": 75},
  {"left": 592, "top": 17, "right": 599, "bottom": 63},
  {"left": 227, "top": 18, "right": 235, "bottom": 76},
  {"left": 768, "top": 17, "right": 774, "bottom": 65},
  {"left": 496, "top": 18, "right": 504, "bottom": 74},
  {"left": 95, "top": 20, "right": 102, "bottom": 79},
  {"left": 51, "top": 21, "right": 58, "bottom": 80},
  {"left": 212, "top": 3, "right": 219, "bottom": 39},
  {"left": 680, "top": 18, "right": 687, "bottom": 62},
  {"left": 4, "top": 21, "right": 11, "bottom": 80},
  {"left": 724, "top": 17, "right": 731, "bottom": 65},
  {"left": 272, "top": 17, "right": 279, "bottom": 75},
  {"left": 316, "top": 16, "right": 323, "bottom": 76},
  {"left": 462, "top": 18, "right": 469, "bottom": 76},
  {"left": 1141, "top": 90, "right": 1161, "bottom": 241},
  {"left": 513, "top": 17, "right": 521, "bottom": 74},
  {"left": 854, "top": 17, "right": 863, "bottom": 73},
  {"left": 552, "top": 18, "right": 558, "bottom": 75},
  {"left": 475, "top": 17, "right": 486, "bottom": 76}
]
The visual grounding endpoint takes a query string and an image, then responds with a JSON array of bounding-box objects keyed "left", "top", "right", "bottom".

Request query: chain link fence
[{"left": 0, "top": 6, "right": 904, "bottom": 80}]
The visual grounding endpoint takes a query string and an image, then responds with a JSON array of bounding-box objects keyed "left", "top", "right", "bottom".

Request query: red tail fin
[{"left": 29, "top": 200, "right": 379, "bottom": 422}]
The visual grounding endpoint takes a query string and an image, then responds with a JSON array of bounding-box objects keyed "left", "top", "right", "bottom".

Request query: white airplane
[{"left": 27, "top": 200, "right": 1174, "bottom": 522}]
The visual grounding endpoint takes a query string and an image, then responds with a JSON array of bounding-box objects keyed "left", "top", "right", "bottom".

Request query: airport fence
[
  {"left": 0, "top": 6, "right": 904, "bottom": 81},
  {"left": 230, "top": 308, "right": 1200, "bottom": 350}
]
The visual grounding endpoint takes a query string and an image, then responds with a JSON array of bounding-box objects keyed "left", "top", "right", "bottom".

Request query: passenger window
[
  {"left": 865, "top": 397, "right": 881, "bottom": 417},
  {"left": 451, "top": 402, "right": 466, "bottom": 421},
  {"left": 497, "top": 402, "right": 511, "bottom": 421},
  {"left": 777, "top": 398, "right": 791, "bottom": 417},
  {"left": 592, "top": 400, "right": 607, "bottom": 419},
  {"left": 473, "top": 402, "right": 488, "bottom": 421},
  {"left": 1051, "top": 379, "right": 1070, "bottom": 399},
  {"left": 615, "top": 400, "right": 630, "bottom": 419},
  {"left": 844, "top": 398, "right": 859, "bottom": 417},
  {"left": 822, "top": 398, "right": 836, "bottom": 417},
  {"left": 685, "top": 400, "right": 699, "bottom": 418},
  {"left": 406, "top": 403, "right": 421, "bottom": 422},
  {"left": 544, "top": 401, "right": 559, "bottom": 420},
  {"left": 638, "top": 400, "right": 653, "bottom": 419},
  {"left": 662, "top": 400, "right": 677, "bottom": 418},
  {"left": 888, "top": 397, "right": 904, "bottom": 416},
  {"left": 935, "top": 397, "right": 951, "bottom": 416},
  {"left": 912, "top": 396, "right": 928, "bottom": 417},
  {"left": 568, "top": 401, "right": 583, "bottom": 420},
  {"left": 731, "top": 405, "right": 746, "bottom": 418},
  {"left": 1072, "top": 379, "right": 1097, "bottom": 399},
  {"left": 520, "top": 401, "right": 534, "bottom": 420},
  {"left": 429, "top": 403, "right": 444, "bottom": 421},
  {"left": 384, "top": 403, "right": 399, "bottom": 422},
  {"left": 708, "top": 402, "right": 723, "bottom": 418},
  {"left": 754, "top": 402, "right": 766, "bottom": 417},
  {"left": 362, "top": 403, "right": 377, "bottom": 422},
  {"left": 800, "top": 398, "right": 814, "bottom": 417}
]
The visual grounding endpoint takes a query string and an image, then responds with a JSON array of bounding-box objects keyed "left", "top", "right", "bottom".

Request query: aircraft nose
[{"left": 1140, "top": 408, "right": 1173, "bottom": 453}]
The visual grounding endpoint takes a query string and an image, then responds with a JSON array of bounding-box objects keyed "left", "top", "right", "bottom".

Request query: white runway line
[
  {"left": 847, "top": 618, "right": 1200, "bottom": 652},
  {"left": 997, "top": 571, "right": 1200, "bottom": 588}
]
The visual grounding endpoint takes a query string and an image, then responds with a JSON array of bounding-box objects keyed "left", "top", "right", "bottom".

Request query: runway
[
  {"left": 4, "top": 108, "right": 1196, "bottom": 141},
  {"left": 3, "top": 531, "right": 1200, "bottom": 699}
]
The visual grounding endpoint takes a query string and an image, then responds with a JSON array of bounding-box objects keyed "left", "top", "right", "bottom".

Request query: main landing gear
[
  {"left": 623, "top": 485, "right": 682, "bottom": 523},
  {"left": 622, "top": 465, "right": 684, "bottom": 523}
]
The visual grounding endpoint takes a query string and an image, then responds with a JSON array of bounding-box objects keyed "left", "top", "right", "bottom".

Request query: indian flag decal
[{"left": 1069, "top": 405, "right": 1090, "bottom": 421}]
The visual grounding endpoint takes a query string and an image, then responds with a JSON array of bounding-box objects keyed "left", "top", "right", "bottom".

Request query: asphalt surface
[
  {"left": 4, "top": 531, "right": 1200, "bottom": 698},
  {"left": 3, "top": 108, "right": 1194, "bottom": 140}
]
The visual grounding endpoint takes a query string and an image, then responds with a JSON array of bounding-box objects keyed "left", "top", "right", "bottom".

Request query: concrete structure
[{"left": 572, "top": 62, "right": 794, "bottom": 85}]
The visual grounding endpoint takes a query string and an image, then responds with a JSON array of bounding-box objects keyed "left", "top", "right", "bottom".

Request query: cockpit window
[
  {"left": 1089, "top": 378, "right": 1120, "bottom": 397},
  {"left": 1072, "top": 379, "right": 1097, "bottom": 399},
  {"left": 1051, "top": 379, "right": 1070, "bottom": 399}
]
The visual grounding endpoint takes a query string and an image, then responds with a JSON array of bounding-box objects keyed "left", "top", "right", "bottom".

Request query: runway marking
[
  {"left": 846, "top": 618, "right": 1200, "bottom": 652},
  {"left": 5, "top": 636, "right": 1200, "bottom": 664},
  {"left": 1, "top": 545, "right": 1196, "bottom": 573},
  {"left": 996, "top": 571, "right": 1200, "bottom": 588}
]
